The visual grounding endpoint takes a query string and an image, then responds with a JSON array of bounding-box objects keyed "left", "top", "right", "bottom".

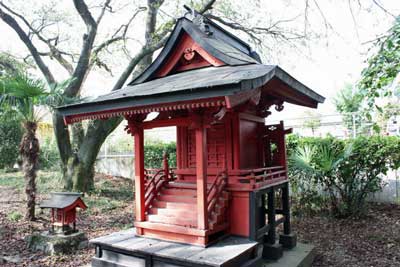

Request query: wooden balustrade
[
  {"left": 206, "top": 170, "right": 227, "bottom": 214},
  {"left": 230, "top": 166, "right": 288, "bottom": 188}
]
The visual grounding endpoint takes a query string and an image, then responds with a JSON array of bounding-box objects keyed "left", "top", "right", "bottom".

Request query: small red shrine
[
  {"left": 40, "top": 192, "right": 87, "bottom": 234},
  {"left": 58, "top": 8, "right": 324, "bottom": 262}
]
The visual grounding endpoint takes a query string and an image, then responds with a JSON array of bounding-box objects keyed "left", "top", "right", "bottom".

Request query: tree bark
[
  {"left": 20, "top": 121, "right": 39, "bottom": 221},
  {"left": 1, "top": 0, "right": 217, "bottom": 193}
]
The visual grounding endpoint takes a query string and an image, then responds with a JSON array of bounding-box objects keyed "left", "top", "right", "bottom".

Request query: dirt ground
[
  {"left": 294, "top": 203, "right": 400, "bottom": 267},
  {"left": 0, "top": 172, "right": 134, "bottom": 267},
  {"left": 0, "top": 171, "right": 399, "bottom": 266}
]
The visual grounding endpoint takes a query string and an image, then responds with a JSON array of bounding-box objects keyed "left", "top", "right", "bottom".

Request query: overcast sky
[{"left": 1, "top": 0, "right": 399, "bottom": 120}]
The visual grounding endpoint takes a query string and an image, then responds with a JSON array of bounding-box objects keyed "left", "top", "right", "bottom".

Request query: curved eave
[{"left": 57, "top": 65, "right": 325, "bottom": 125}]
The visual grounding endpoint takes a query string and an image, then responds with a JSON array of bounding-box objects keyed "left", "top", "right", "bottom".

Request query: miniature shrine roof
[
  {"left": 40, "top": 192, "right": 87, "bottom": 209},
  {"left": 57, "top": 11, "right": 325, "bottom": 124}
]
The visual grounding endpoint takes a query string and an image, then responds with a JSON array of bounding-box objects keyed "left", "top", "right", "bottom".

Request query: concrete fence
[{"left": 95, "top": 155, "right": 134, "bottom": 178}]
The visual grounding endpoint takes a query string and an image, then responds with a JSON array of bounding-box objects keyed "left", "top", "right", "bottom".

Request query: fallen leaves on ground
[{"left": 293, "top": 203, "right": 400, "bottom": 267}]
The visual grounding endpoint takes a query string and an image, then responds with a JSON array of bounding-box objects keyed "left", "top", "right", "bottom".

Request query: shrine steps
[{"left": 134, "top": 182, "right": 229, "bottom": 246}]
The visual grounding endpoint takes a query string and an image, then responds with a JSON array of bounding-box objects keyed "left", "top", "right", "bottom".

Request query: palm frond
[
  {"left": 0, "top": 73, "right": 47, "bottom": 122},
  {"left": 46, "top": 78, "right": 77, "bottom": 108},
  {"left": 318, "top": 145, "right": 337, "bottom": 172},
  {"left": 289, "top": 145, "right": 318, "bottom": 176}
]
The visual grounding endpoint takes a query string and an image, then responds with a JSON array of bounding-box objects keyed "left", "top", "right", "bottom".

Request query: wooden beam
[
  {"left": 224, "top": 88, "right": 261, "bottom": 109},
  {"left": 265, "top": 188, "right": 276, "bottom": 244},
  {"left": 142, "top": 117, "right": 191, "bottom": 129},
  {"left": 134, "top": 125, "right": 145, "bottom": 235},
  {"left": 195, "top": 120, "right": 208, "bottom": 230}
]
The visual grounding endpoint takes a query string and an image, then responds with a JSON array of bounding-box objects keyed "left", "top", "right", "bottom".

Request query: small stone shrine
[{"left": 26, "top": 192, "right": 88, "bottom": 255}]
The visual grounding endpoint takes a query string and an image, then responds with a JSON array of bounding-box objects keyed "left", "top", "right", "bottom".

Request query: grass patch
[
  {"left": 0, "top": 171, "right": 25, "bottom": 189},
  {"left": 0, "top": 170, "right": 134, "bottom": 216},
  {"left": 7, "top": 210, "right": 23, "bottom": 222},
  {"left": 93, "top": 179, "right": 133, "bottom": 201},
  {"left": 0, "top": 170, "right": 63, "bottom": 193},
  {"left": 85, "top": 197, "right": 122, "bottom": 215}
]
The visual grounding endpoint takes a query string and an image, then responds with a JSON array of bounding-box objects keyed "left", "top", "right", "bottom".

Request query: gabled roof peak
[{"left": 129, "top": 8, "right": 262, "bottom": 85}]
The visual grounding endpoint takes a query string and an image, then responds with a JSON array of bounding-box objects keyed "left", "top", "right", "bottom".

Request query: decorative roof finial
[
  {"left": 183, "top": 5, "right": 197, "bottom": 18},
  {"left": 183, "top": 5, "right": 213, "bottom": 36}
]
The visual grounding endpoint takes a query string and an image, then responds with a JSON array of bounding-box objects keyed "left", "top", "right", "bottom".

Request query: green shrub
[
  {"left": 39, "top": 137, "right": 61, "bottom": 170},
  {"left": 7, "top": 210, "right": 22, "bottom": 222},
  {"left": 144, "top": 140, "right": 176, "bottom": 169},
  {"left": 288, "top": 135, "right": 400, "bottom": 217},
  {"left": 0, "top": 112, "right": 23, "bottom": 169}
]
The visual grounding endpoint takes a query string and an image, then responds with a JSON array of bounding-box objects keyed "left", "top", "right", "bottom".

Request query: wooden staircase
[
  {"left": 135, "top": 171, "right": 230, "bottom": 246},
  {"left": 147, "top": 182, "right": 229, "bottom": 230}
]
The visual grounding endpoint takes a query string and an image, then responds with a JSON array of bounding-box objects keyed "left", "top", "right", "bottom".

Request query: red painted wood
[
  {"left": 134, "top": 126, "right": 145, "bottom": 229},
  {"left": 232, "top": 113, "right": 241, "bottom": 170},
  {"left": 143, "top": 117, "right": 191, "bottom": 129},
  {"left": 239, "top": 118, "right": 259, "bottom": 169},
  {"left": 195, "top": 121, "right": 208, "bottom": 230},
  {"left": 155, "top": 33, "right": 224, "bottom": 78},
  {"left": 229, "top": 191, "right": 250, "bottom": 236},
  {"left": 64, "top": 97, "right": 226, "bottom": 125},
  {"left": 140, "top": 227, "right": 207, "bottom": 246},
  {"left": 224, "top": 115, "right": 233, "bottom": 171}
]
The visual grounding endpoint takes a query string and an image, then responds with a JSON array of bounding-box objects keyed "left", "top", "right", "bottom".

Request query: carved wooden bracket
[{"left": 124, "top": 114, "right": 147, "bottom": 136}]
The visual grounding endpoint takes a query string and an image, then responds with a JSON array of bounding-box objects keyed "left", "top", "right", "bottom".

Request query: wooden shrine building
[
  {"left": 58, "top": 8, "right": 324, "bottom": 265},
  {"left": 40, "top": 192, "right": 87, "bottom": 234}
]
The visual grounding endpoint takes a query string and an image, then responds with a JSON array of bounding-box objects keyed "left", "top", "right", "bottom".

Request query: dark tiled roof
[
  {"left": 57, "top": 64, "right": 324, "bottom": 117},
  {"left": 57, "top": 12, "right": 325, "bottom": 120},
  {"left": 40, "top": 192, "right": 86, "bottom": 209}
]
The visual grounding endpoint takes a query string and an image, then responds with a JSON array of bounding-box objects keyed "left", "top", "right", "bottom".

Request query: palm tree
[
  {"left": 289, "top": 143, "right": 351, "bottom": 216},
  {"left": 0, "top": 73, "right": 48, "bottom": 221}
]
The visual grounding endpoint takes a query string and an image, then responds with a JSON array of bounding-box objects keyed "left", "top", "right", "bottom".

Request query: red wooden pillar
[
  {"left": 195, "top": 122, "right": 208, "bottom": 230},
  {"left": 134, "top": 126, "right": 145, "bottom": 234}
]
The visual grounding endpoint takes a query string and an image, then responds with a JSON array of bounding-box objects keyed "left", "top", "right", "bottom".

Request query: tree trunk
[
  {"left": 60, "top": 117, "right": 123, "bottom": 192},
  {"left": 20, "top": 121, "right": 39, "bottom": 221}
]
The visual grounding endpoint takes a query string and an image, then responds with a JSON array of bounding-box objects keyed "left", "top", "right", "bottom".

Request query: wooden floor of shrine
[{"left": 90, "top": 228, "right": 261, "bottom": 267}]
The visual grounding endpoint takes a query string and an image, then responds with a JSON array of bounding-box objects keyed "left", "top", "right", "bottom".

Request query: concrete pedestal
[
  {"left": 263, "top": 242, "right": 283, "bottom": 261},
  {"left": 264, "top": 243, "right": 315, "bottom": 267},
  {"left": 26, "top": 231, "right": 88, "bottom": 255},
  {"left": 279, "top": 233, "right": 297, "bottom": 249}
]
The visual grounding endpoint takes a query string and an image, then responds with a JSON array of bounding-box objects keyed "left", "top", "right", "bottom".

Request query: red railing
[
  {"left": 231, "top": 166, "right": 287, "bottom": 188},
  {"left": 144, "top": 169, "right": 167, "bottom": 210},
  {"left": 144, "top": 153, "right": 175, "bottom": 210},
  {"left": 206, "top": 170, "right": 227, "bottom": 214}
]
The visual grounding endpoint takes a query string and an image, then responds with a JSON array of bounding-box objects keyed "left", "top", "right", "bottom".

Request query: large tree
[
  {"left": 359, "top": 16, "right": 400, "bottom": 131},
  {"left": 1, "top": 0, "right": 393, "bottom": 192},
  {"left": 0, "top": 0, "right": 218, "bottom": 192}
]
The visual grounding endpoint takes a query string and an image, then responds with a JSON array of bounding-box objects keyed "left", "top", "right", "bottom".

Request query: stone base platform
[
  {"left": 26, "top": 231, "right": 88, "bottom": 255},
  {"left": 264, "top": 243, "right": 315, "bottom": 267},
  {"left": 90, "top": 228, "right": 261, "bottom": 267},
  {"left": 90, "top": 229, "right": 315, "bottom": 267}
]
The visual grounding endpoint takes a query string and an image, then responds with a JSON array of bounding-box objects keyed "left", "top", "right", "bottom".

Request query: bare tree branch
[
  {"left": 96, "top": 0, "right": 112, "bottom": 25},
  {"left": 0, "top": 6, "right": 56, "bottom": 84},
  {"left": 206, "top": 14, "right": 304, "bottom": 45},
  {"left": 113, "top": 35, "right": 168, "bottom": 90},
  {"left": 0, "top": 2, "right": 74, "bottom": 74},
  {"left": 198, "top": 0, "right": 216, "bottom": 14},
  {"left": 372, "top": 0, "right": 396, "bottom": 18},
  {"left": 65, "top": 0, "right": 99, "bottom": 97},
  {"left": 90, "top": 6, "right": 146, "bottom": 69}
]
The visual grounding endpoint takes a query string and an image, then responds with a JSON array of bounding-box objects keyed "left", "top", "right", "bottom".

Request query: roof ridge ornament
[{"left": 183, "top": 5, "right": 213, "bottom": 36}]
